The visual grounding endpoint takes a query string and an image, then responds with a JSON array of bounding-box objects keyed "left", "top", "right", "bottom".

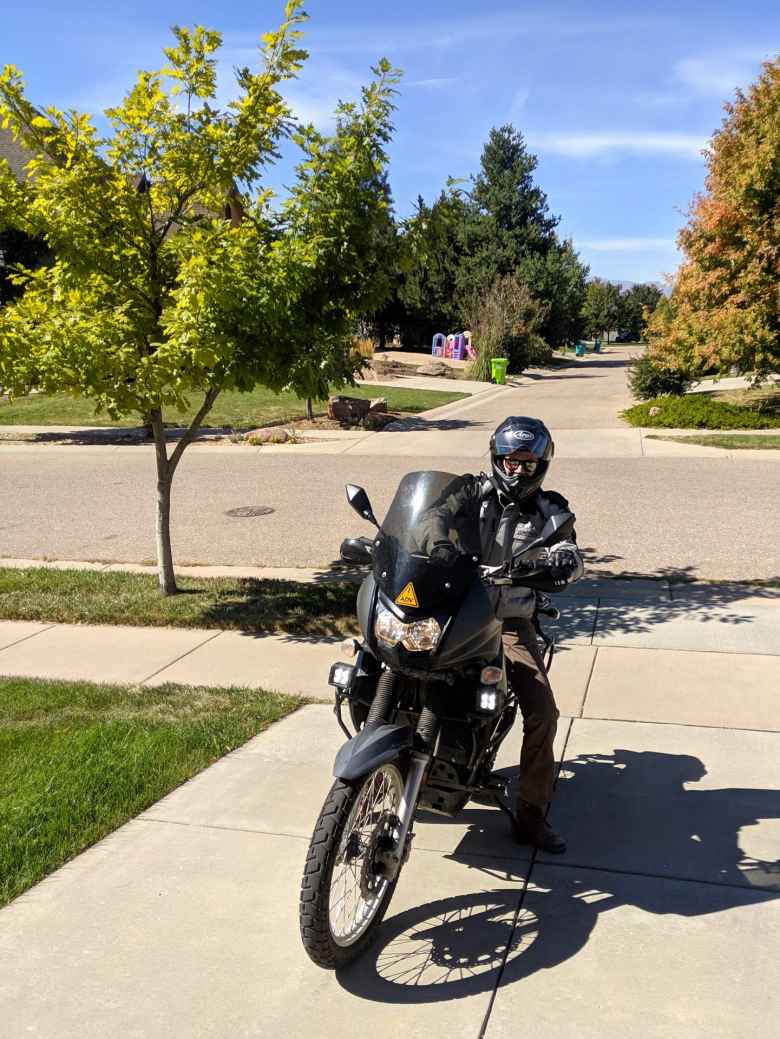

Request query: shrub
[
  {"left": 464, "top": 273, "right": 549, "bottom": 381},
  {"left": 505, "top": 332, "right": 553, "bottom": 372},
  {"left": 628, "top": 354, "right": 691, "bottom": 400},
  {"left": 622, "top": 395, "right": 780, "bottom": 429}
]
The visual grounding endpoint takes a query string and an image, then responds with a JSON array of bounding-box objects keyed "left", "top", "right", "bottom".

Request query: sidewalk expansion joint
[
  {"left": 478, "top": 851, "right": 538, "bottom": 1038},
  {"left": 139, "top": 629, "right": 223, "bottom": 685},
  {"left": 531, "top": 857, "right": 776, "bottom": 896},
  {"left": 578, "top": 712, "right": 780, "bottom": 735},
  {"left": 579, "top": 648, "right": 599, "bottom": 717},
  {"left": 0, "top": 622, "right": 59, "bottom": 655},
  {"left": 138, "top": 816, "right": 310, "bottom": 841},
  {"left": 589, "top": 642, "right": 780, "bottom": 659}
]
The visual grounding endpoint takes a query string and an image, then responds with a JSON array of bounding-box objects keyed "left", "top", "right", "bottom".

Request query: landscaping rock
[
  {"left": 648, "top": 407, "right": 662, "bottom": 417},
  {"left": 370, "top": 358, "right": 406, "bottom": 377},
  {"left": 246, "top": 427, "right": 288, "bottom": 445},
  {"left": 327, "top": 395, "right": 371, "bottom": 425},
  {"left": 362, "top": 411, "right": 395, "bottom": 431},
  {"left": 416, "top": 361, "right": 456, "bottom": 378}
]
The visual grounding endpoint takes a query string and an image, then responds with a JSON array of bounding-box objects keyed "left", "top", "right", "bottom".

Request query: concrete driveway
[{"left": 2, "top": 691, "right": 777, "bottom": 1038}]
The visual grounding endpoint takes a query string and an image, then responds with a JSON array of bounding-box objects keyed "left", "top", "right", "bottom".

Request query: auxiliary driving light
[
  {"left": 476, "top": 687, "right": 504, "bottom": 714},
  {"left": 328, "top": 662, "right": 355, "bottom": 690}
]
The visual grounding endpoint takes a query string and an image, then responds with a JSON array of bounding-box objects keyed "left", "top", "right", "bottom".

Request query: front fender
[{"left": 333, "top": 723, "right": 413, "bottom": 782}]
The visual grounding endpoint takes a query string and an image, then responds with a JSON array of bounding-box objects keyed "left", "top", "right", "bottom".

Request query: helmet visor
[{"left": 500, "top": 451, "right": 539, "bottom": 476}]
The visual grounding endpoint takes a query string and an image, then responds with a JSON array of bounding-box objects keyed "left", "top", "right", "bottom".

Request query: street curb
[{"left": 383, "top": 383, "right": 512, "bottom": 431}]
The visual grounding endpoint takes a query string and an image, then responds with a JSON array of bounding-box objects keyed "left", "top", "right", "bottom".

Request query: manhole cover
[{"left": 225, "top": 506, "right": 275, "bottom": 518}]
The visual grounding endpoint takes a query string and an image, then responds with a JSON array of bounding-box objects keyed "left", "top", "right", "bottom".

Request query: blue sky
[{"left": 4, "top": 1, "right": 780, "bottom": 282}]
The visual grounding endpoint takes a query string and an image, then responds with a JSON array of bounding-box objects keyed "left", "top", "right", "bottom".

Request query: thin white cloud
[
  {"left": 529, "top": 131, "right": 706, "bottom": 159},
  {"left": 304, "top": 12, "right": 669, "bottom": 56},
  {"left": 406, "top": 77, "right": 457, "bottom": 89},
  {"left": 510, "top": 87, "right": 530, "bottom": 116},
  {"left": 578, "top": 237, "right": 678, "bottom": 253},
  {"left": 676, "top": 50, "right": 769, "bottom": 98}
]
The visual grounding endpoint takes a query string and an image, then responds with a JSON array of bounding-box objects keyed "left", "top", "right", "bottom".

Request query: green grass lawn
[
  {"left": 622, "top": 394, "right": 780, "bottom": 429},
  {"left": 646, "top": 433, "right": 780, "bottom": 450},
  {"left": 0, "top": 676, "right": 298, "bottom": 907},
  {"left": 0, "top": 567, "right": 359, "bottom": 636},
  {"left": 0, "top": 384, "right": 468, "bottom": 428}
]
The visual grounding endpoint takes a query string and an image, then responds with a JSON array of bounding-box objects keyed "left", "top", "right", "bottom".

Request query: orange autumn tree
[{"left": 647, "top": 56, "right": 780, "bottom": 380}]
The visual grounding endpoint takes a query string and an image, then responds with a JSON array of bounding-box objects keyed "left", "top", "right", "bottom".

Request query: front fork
[{"left": 378, "top": 706, "right": 439, "bottom": 882}]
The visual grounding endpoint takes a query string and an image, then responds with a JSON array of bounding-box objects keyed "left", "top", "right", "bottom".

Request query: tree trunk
[
  {"left": 150, "top": 409, "right": 177, "bottom": 595},
  {"left": 148, "top": 389, "right": 221, "bottom": 596},
  {"left": 306, "top": 397, "right": 314, "bottom": 421}
]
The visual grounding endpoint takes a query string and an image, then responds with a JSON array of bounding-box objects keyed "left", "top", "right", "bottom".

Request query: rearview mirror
[{"left": 345, "top": 484, "right": 379, "bottom": 527}]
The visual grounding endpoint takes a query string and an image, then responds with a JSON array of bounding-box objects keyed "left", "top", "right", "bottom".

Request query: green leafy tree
[
  {"left": 277, "top": 61, "right": 401, "bottom": 416},
  {"left": 617, "top": 283, "right": 663, "bottom": 341},
  {"left": 521, "top": 239, "right": 589, "bottom": 347},
  {"left": 0, "top": 4, "right": 399, "bottom": 593},
  {"left": 397, "top": 187, "right": 468, "bottom": 344},
  {"left": 582, "top": 278, "right": 620, "bottom": 341},
  {"left": 363, "top": 187, "right": 465, "bottom": 350},
  {"left": 457, "top": 125, "right": 558, "bottom": 304}
]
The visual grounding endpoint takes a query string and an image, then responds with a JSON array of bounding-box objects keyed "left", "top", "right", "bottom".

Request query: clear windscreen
[
  {"left": 373, "top": 471, "right": 481, "bottom": 613},
  {"left": 379, "top": 470, "right": 481, "bottom": 559}
]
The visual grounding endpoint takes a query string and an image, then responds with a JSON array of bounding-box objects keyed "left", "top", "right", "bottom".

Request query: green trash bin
[
  {"left": 490, "top": 357, "right": 509, "bottom": 384},
  {"left": 575, "top": 342, "right": 586, "bottom": 357}
]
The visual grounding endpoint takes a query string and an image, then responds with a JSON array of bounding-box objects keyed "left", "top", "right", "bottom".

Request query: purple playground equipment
[{"left": 432, "top": 330, "right": 476, "bottom": 361}]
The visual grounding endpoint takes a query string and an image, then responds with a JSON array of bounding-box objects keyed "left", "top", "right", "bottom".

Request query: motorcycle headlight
[
  {"left": 375, "top": 609, "right": 407, "bottom": 648},
  {"left": 374, "top": 608, "right": 443, "bottom": 652},
  {"left": 402, "top": 617, "right": 442, "bottom": 652}
]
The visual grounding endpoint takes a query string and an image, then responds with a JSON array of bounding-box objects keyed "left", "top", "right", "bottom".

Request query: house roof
[{"left": 0, "top": 126, "right": 34, "bottom": 183}]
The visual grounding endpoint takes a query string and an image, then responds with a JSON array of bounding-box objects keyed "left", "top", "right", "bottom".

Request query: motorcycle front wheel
[{"left": 299, "top": 762, "right": 405, "bottom": 969}]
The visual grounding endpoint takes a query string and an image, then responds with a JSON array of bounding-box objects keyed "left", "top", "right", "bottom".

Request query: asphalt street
[{"left": 1, "top": 348, "right": 778, "bottom": 581}]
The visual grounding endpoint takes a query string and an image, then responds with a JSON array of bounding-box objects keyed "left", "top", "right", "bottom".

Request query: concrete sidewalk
[
  {"left": 1, "top": 577, "right": 778, "bottom": 726},
  {"left": 1, "top": 574, "right": 779, "bottom": 1036},
  {"left": 2, "top": 686, "right": 778, "bottom": 1036}
]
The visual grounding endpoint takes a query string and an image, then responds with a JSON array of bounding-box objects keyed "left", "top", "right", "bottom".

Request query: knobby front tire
[{"left": 299, "top": 765, "right": 405, "bottom": 970}]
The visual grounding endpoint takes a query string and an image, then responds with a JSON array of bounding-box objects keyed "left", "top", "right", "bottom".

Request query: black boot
[{"left": 511, "top": 800, "right": 566, "bottom": 854}]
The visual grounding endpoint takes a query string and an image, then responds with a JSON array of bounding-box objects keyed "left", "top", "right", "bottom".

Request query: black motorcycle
[{"left": 299, "top": 470, "right": 573, "bottom": 969}]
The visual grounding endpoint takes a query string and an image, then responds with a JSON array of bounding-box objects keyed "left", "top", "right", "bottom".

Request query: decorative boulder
[
  {"left": 362, "top": 411, "right": 395, "bottom": 431},
  {"left": 246, "top": 427, "right": 288, "bottom": 445},
  {"left": 648, "top": 406, "right": 662, "bottom": 417},
  {"left": 328, "top": 395, "right": 371, "bottom": 425},
  {"left": 416, "top": 361, "right": 455, "bottom": 378}
]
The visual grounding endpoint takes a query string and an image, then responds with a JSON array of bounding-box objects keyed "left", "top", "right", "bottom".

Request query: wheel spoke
[{"left": 328, "top": 763, "right": 403, "bottom": 946}]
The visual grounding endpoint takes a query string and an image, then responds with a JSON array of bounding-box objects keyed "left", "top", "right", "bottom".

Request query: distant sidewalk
[{"left": 1, "top": 576, "right": 778, "bottom": 730}]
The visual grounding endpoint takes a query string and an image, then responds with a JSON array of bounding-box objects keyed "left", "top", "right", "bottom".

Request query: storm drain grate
[{"left": 225, "top": 506, "right": 275, "bottom": 518}]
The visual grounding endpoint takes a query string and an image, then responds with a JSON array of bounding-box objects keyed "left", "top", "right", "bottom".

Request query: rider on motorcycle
[{"left": 417, "top": 416, "right": 583, "bottom": 853}]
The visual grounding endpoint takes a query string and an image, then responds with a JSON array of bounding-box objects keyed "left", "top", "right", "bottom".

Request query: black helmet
[{"left": 489, "top": 416, "right": 554, "bottom": 502}]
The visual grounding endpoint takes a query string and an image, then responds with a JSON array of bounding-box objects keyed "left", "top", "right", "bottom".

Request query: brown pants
[{"left": 502, "top": 621, "right": 559, "bottom": 808}]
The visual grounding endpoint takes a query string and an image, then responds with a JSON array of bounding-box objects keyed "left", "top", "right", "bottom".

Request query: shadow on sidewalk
[
  {"left": 337, "top": 749, "right": 780, "bottom": 1004},
  {"left": 383, "top": 417, "right": 485, "bottom": 433}
]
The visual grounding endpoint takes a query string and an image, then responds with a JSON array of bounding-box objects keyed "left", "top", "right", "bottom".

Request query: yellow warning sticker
[{"left": 395, "top": 582, "right": 420, "bottom": 609}]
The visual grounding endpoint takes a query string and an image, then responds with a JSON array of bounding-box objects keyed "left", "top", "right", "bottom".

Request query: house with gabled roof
[{"left": 0, "top": 125, "right": 33, "bottom": 183}]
